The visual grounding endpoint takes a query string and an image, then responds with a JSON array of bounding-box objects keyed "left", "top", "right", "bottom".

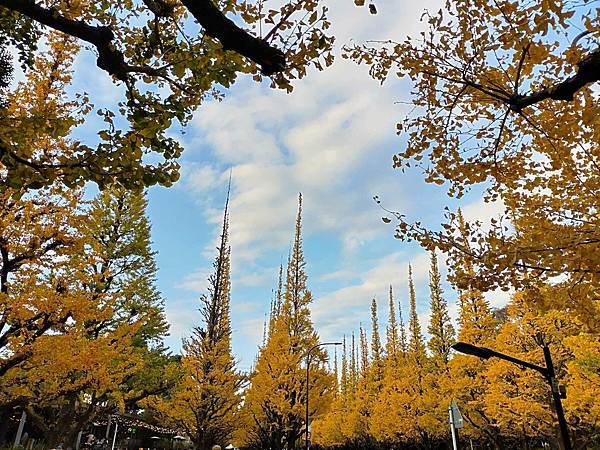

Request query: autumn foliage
[
  {"left": 0, "top": 0, "right": 599, "bottom": 449},
  {"left": 0, "top": 0, "right": 335, "bottom": 189},
  {"left": 349, "top": 0, "right": 600, "bottom": 330},
  {"left": 311, "top": 253, "right": 600, "bottom": 449}
]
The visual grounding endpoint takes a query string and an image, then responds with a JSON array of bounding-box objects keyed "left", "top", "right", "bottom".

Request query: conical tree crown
[
  {"left": 192, "top": 186, "right": 232, "bottom": 350},
  {"left": 333, "top": 348, "right": 339, "bottom": 396},
  {"left": 341, "top": 335, "right": 348, "bottom": 398},
  {"left": 350, "top": 332, "right": 357, "bottom": 392},
  {"left": 398, "top": 299, "right": 408, "bottom": 356},
  {"left": 359, "top": 324, "right": 369, "bottom": 375},
  {"left": 455, "top": 209, "right": 497, "bottom": 344},
  {"left": 239, "top": 194, "right": 333, "bottom": 450},
  {"left": 86, "top": 185, "right": 169, "bottom": 345},
  {"left": 280, "top": 194, "right": 317, "bottom": 350},
  {"left": 275, "top": 263, "right": 284, "bottom": 314},
  {"left": 370, "top": 299, "right": 384, "bottom": 382},
  {"left": 160, "top": 186, "right": 242, "bottom": 450},
  {"left": 386, "top": 286, "right": 400, "bottom": 362},
  {"left": 427, "top": 251, "right": 455, "bottom": 367},
  {"left": 183, "top": 186, "right": 234, "bottom": 362},
  {"left": 407, "top": 264, "right": 426, "bottom": 363}
]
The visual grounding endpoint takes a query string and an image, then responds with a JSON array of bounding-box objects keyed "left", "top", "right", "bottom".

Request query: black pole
[{"left": 542, "top": 345, "right": 572, "bottom": 450}]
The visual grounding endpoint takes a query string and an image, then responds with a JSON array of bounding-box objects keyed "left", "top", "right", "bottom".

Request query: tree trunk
[{"left": 0, "top": 408, "right": 11, "bottom": 446}]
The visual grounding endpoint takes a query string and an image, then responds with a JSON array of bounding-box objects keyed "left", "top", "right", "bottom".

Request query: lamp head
[{"left": 452, "top": 342, "right": 494, "bottom": 359}]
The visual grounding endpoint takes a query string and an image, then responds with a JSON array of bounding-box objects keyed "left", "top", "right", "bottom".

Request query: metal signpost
[
  {"left": 110, "top": 418, "right": 118, "bottom": 450},
  {"left": 75, "top": 430, "right": 83, "bottom": 450},
  {"left": 13, "top": 411, "right": 26, "bottom": 448},
  {"left": 449, "top": 399, "right": 463, "bottom": 450}
]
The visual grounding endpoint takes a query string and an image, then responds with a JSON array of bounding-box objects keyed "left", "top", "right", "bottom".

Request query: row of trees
[
  {"left": 147, "top": 200, "right": 599, "bottom": 450},
  {"left": 148, "top": 194, "right": 336, "bottom": 450},
  {"left": 312, "top": 225, "right": 600, "bottom": 448},
  {"left": 2, "top": 180, "right": 598, "bottom": 450},
  {"left": 1, "top": 0, "right": 598, "bottom": 449},
  {"left": 1, "top": 34, "right": 334, "bottom": 449},
  {"left": 351, "top": 0, "right": 600, "bottom": 331}
]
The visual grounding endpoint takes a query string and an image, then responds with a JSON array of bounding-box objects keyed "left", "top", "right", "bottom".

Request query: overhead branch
[
  {"left": 180, "top": 0, "right": 285, "bottom": 75},
  {"left": 0, "top": 0, "right": 131, "bottom": 80},
  {"left": 509, "top": 47, "right": 600, "bottom": 111},
  {"left": 140, "top": 0, "right": 176, "bottom": 17},
  {"left": 0, "top": 0, "right": 287, "bottom": 80}
]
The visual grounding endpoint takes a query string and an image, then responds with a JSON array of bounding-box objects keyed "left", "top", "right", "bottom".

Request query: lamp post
[
  {"left": 305, "top": 342, "right": 342, "bottom": 450},
  {"left": 451, "top": 341, "right": 571, "bottom": 450}
]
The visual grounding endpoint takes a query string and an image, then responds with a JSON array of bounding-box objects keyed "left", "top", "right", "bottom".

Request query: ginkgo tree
[
  {"left": 313, "top": 261, "right": 600, "bottom": 448},
  {"left": 149, "top": 190, "right": 243, "bottom": 450},
  {"left": 0, "top": 45, "right": 175, "bottom": 433},
  {"left": 240, "top": 195, "right": 334, "bottom": 450},
  {"left": 0, "top": 0, "right": 336, "bottom": 189},
  {"left": 351, "top": 0, "right": 600, "bottom": 328},
  {"left": 0, "top": 185, "right": 87, "bottom": 381},
  {"left": 0, "top": 183, "right": 178, "bottom": 448}
]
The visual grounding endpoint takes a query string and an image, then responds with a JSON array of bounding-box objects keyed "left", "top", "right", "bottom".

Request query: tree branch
[
  {"left": 0, "top": 0, "right": 130, "bottom": 80},
  {"left": 180, "top": 0, "right": 285, "bottom": 75},
  {"left": 1, "top": 0, "right": 287, "bottom": 80},
  {"left": 509, "top": 47, "right": 600, "bottom": 111}
]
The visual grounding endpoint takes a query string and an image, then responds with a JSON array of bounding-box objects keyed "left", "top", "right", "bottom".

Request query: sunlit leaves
[
  {"left": 347, "top": 0, "right": 600, "bottom": 326},
  {"left": 1, "top": 0, "right": 335, "bottom": 188}
]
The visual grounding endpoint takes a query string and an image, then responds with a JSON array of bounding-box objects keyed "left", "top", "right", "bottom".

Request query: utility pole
[{"left": 543, "top": 345, "right": 571, "bottom": 450}]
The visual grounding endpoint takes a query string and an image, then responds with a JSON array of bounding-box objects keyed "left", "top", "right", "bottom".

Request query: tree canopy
[
  {"left": 0, "top": 0, "right": 335, "bottom": 189},
  {"left": 353, "top": 0, "right": 600, "bottom": 327}
]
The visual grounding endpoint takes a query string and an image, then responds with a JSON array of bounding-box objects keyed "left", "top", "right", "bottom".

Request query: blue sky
[
  {"left": 142, "top": 0, "right": 510, "bottom": 370},
  {"left": 14, "top": 0, "right": 510, "bottom": 370}
]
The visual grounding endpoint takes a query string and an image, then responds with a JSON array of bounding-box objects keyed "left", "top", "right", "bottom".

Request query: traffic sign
[{"left": 450, "top": 399, "right": 464, "bottom": 429}]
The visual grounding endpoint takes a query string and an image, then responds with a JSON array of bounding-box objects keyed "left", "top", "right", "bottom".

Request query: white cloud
[
  {"left": 164, "top": 298, "right": 202, "bottom": 351},
  {"left": 460, "top": 197, "right": 507, "bottom": 228},
  {"left": 183, "top": 70, "right": 405, "bottom": 261},
  {"left": 179, "top": 0, "right": 447, "bottom": 264},
  {"left": 176, "top": 267, "right": 211, "bottom": 293},
  {"left": 235, "top": 265, "right": 279, "bottom": 287},
  {"left": 317, "top": 269, "right": 357, "bottom": 282},
  {"left": 483, "top": 288, "right": 512, "bottom": 309},
  {"left": 313, "top": 250, "right": 433, "bottom": 341},
  {"left": 168, "top": 0, "right": 450, "bottom": 361},
  {"left": 235, "top": 316, "right": 267, "bottom": 365},
  {"left": 183, "top": 164, "right": 220, "bottom": 193}
]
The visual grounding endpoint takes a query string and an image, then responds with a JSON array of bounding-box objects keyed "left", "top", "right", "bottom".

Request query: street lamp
[
  {"left": 451, "top": 341, "right": 571, "bottom": 450},
  {"left": 305, "top": 342, "right": 342, "bottom": 450}
]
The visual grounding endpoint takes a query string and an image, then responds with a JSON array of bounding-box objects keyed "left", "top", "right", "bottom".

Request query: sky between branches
[{"left": 11, "top": 0, "right": 509, "bottom": 369}]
